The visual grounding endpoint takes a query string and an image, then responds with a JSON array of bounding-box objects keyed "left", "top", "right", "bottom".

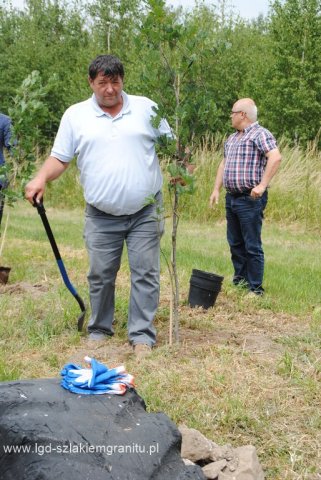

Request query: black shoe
[{"left": 233, "top": 277, "right": 249, "bottom": 289}]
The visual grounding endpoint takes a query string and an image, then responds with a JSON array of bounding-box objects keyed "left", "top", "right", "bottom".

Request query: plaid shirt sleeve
[{"left": 254, "top": 129, "right": 277, "bottom": 154}]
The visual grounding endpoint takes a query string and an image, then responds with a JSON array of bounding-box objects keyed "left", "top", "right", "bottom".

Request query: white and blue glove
[{"left": 61, "top": 356, "right": 134, "bottom": 395}]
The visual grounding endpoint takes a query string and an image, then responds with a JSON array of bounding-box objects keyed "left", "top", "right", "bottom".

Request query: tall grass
[
  {"left": 267, "top": 138, "right": 321, "bottom": 229},
  {"left": 168, "top": 136, "right": 321, "bottom": 228},
  {"left": 43, "top": 138, "right": 321, "bottom": 231}
]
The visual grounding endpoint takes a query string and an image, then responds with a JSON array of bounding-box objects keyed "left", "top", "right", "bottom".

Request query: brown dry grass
[{"left": 1, "top": 278, "right": 320, "bottom": 479}]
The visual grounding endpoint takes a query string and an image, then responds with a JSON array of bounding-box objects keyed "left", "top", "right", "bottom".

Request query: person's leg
[
  {"left": 84, "top": 205, "right": 126, "bottom": 336},
  {"left": 226, "top": 194, "right": 249, "bottom": 286},
  {"left": 234, "top": 192, "right": 268, "bottom": 294},
  {"left": 125, "top": 193, "right": 164, "bottom": 347}
]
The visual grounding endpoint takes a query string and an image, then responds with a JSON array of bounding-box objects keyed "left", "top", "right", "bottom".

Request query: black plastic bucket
[
  {"left": 188, "top": 269, "right": 224, "bottom": 309},
  {"left": 0, "top": 266, "right": 11, "bottom": 285}
]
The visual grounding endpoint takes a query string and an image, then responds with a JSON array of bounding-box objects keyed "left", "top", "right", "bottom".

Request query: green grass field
[
  {"left": 0, "top": 198, "right": 321, "bottom": 479},
  {"left": 1, "top": 141, "right": 321, "bottom": 478}
]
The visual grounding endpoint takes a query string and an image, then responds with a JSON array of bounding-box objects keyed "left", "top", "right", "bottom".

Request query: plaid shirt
[{"left": 223, "top": 122, "right": 277, "bottom": 193}]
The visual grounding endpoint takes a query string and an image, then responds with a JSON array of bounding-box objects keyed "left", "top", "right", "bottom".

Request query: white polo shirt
[{"left": 51, "top": 92, "right": 172, "bottom": 215}]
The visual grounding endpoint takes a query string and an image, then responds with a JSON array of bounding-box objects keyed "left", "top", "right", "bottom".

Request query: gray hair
[
  {"left": 234, "top": 98, "right": 258, "bottom": 122},
  {"left": 245, "top": 103, "right": 258, "bottom": 122}
]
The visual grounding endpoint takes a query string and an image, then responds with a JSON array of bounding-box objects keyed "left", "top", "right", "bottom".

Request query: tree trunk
[{"left": 171, "top": 186, "right": 180, "bottom": 343}]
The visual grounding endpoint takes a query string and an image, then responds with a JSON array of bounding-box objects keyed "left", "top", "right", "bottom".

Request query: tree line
[{"left": 0, "top": 0, "right": 320, "bottom": 150}]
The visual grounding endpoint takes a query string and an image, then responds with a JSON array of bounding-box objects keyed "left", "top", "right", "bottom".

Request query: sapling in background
[{"left": 139, "top": 0, "right": 215, "bottom": 343}]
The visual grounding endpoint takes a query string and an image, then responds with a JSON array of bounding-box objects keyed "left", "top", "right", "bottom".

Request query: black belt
[{"left": 226, "top": 188, "right": 252, "bottom": 198}]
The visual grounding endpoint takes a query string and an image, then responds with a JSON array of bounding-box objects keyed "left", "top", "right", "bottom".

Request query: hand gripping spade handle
[{"left": 33, "top": 197, "right": 86, "bottom": 332}]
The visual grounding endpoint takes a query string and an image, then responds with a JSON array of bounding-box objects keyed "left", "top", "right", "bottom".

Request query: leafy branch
[
  {"left": 2, "top": 70, "right": 56, "bottom": 205},
  {"left": 0, "top": 70, "right": 55, "bottom": 262}
]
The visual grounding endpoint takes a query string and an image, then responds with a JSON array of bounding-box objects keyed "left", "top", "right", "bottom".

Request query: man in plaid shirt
[{"left": 210, "top": 98, "right": 281, "bottom": 295}]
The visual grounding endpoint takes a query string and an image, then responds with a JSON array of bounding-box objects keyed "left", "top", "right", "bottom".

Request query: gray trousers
[{"left": 84, "top": 193, "right": 163, "bottom": 346}]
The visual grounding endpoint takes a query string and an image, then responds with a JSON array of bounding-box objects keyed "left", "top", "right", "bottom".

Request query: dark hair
[{"left": 88, "top": 55, "right": 125, "bottom": 80}]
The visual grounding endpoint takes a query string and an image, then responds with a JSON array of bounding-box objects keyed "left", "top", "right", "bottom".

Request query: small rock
[
  {"left": 183, "top": 458, "right": 196, "bottom": 466},
  {"left": 209, "top": 444, "right": 238, "bottom": 464},
  {"left": 179, "top": 425, "right": 216, "bottom": 462},
  {"left": 202, "top": 459, "right": 227, "bottom": 479},
  {"left": 218, "top": 445, "right": 264, "bottom": 480}
]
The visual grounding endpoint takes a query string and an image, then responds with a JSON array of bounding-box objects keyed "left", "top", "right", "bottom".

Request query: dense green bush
[{"left": 0, "top": 0, "right": 320, "bottom": 148}]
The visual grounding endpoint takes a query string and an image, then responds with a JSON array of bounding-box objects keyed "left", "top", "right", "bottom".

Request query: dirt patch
[
  {"left": 152, "top": 297, "right": 308, "bottom": 367},
  {"left": 64, "top": 310, "right": 294, "bottom": 370},
  {"left": 66, "top": 339, "right": 134, "bottom": 368},
  {"left": 174, "top": 328, "right": 283, "bottom": 355},
  {"left": 0, "top": 281, "right": 49, "bottom": 297},
  {"left": 3, "top": 289, "right": 309, "bottom": 386}
]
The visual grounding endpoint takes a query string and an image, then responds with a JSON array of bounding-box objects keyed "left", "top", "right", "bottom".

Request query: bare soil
[
  {"left": 0, "top": 280, "right": 303, "bottom": 367},
  {"left": 57, "top": 291, "right": 303, "bottom": 369}
]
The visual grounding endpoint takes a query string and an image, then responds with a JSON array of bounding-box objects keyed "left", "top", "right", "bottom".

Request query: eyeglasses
[{"left": 230, "top": 110, "right": 243, "bottom": 115}]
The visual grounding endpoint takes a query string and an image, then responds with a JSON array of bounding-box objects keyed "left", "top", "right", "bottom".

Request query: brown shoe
[
  {"left": 86, "top": 332, "right": 109, "bottom": 350},
  {"left": 133, "top": 344, "right": 152, "bottom": 360}
]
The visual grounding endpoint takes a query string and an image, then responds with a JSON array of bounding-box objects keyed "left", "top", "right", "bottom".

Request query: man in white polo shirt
[{"left": 25, "top": 54, "right": 172, "bottom": 358}]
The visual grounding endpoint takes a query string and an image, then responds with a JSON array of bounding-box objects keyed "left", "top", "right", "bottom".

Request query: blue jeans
[
  {"left": 84, "top": 193, "right": 164, "bottom": 346},
  {"left": 225, "top": 191, "right": 268, "bottom": 293}
]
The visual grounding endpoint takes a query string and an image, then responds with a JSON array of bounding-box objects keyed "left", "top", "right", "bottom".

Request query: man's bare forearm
[{"left": 25, "top": 156, "right": 69, "bottom": 203}]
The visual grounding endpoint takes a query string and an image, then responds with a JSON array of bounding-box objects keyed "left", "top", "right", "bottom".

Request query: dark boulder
[{"left": 0, "top": 378, "right": 205, "bottom": 480}]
